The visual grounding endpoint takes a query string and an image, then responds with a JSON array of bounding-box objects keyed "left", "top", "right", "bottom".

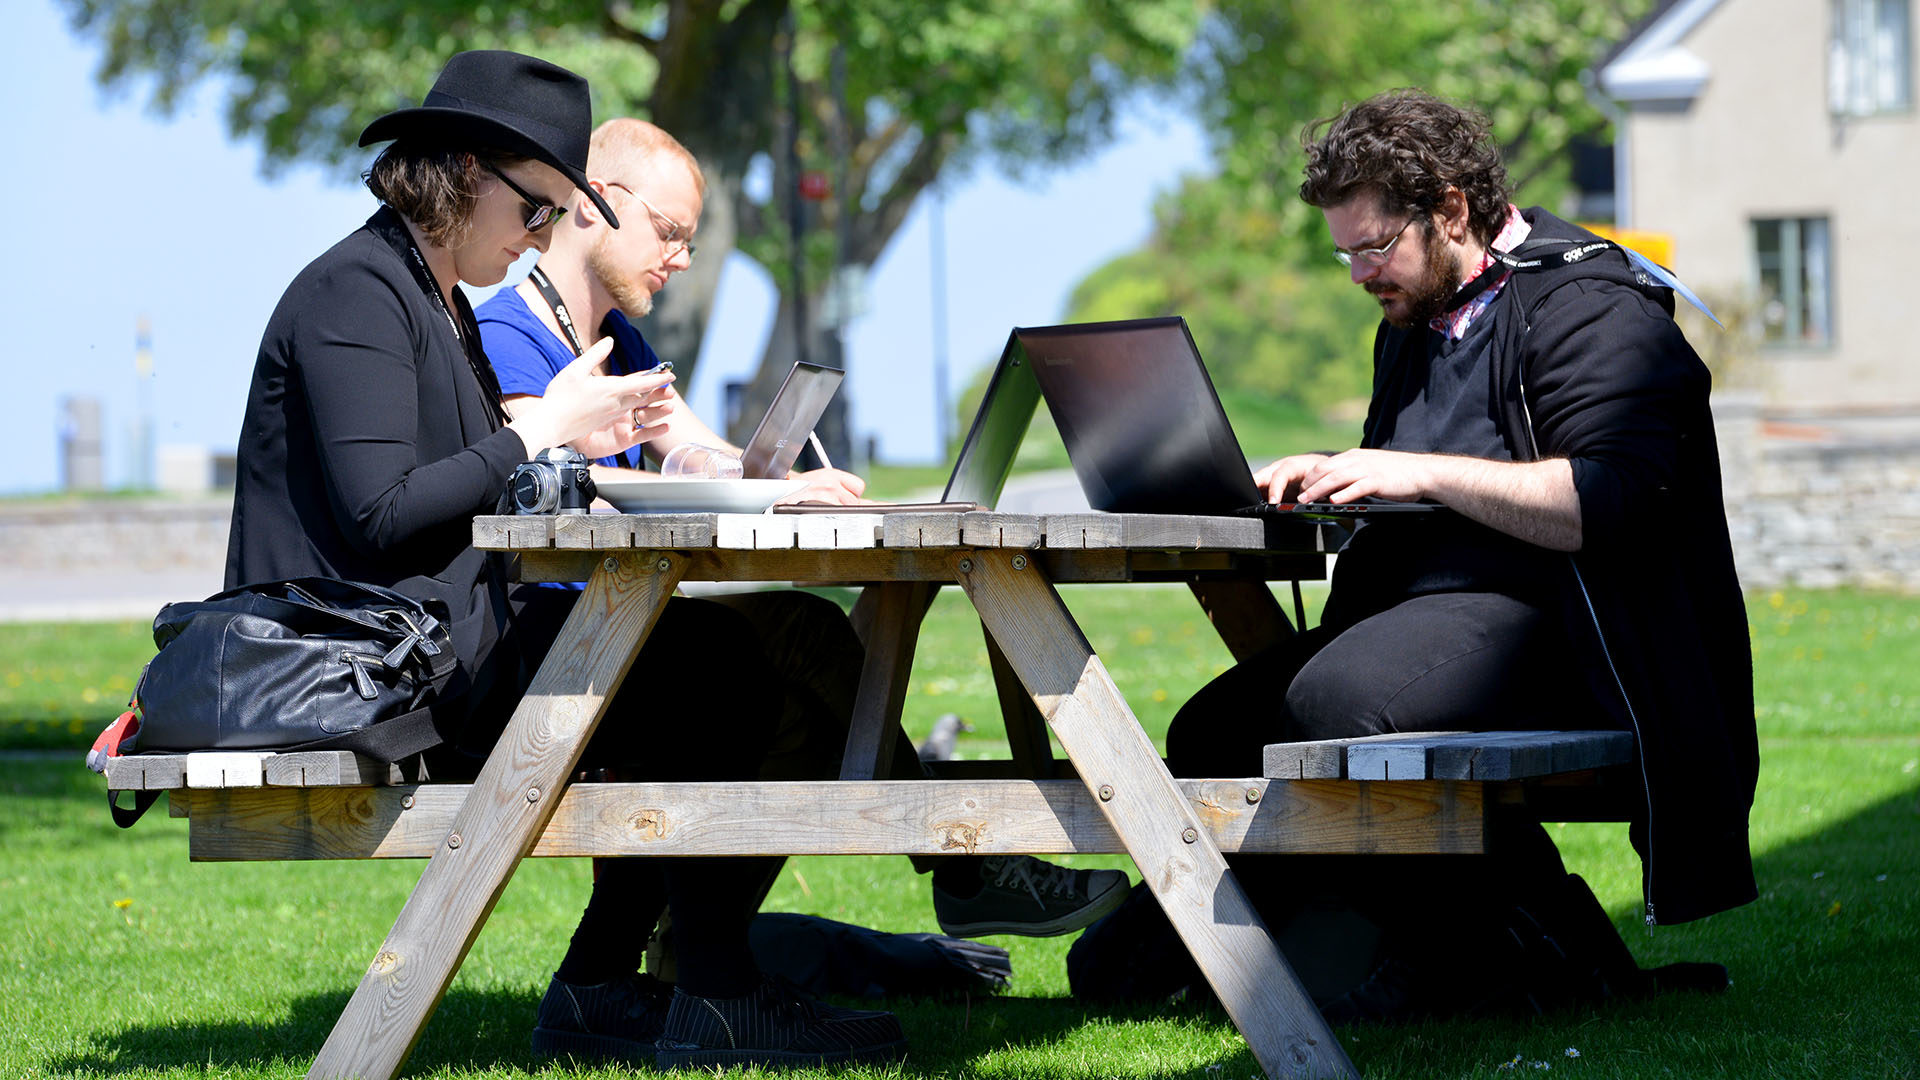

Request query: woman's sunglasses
[{"left": 479, "top": 160, "right": 569, "bottom": 232}]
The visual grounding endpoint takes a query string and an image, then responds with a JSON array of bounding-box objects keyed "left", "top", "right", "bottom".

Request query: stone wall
[
  {"left": 1715, "top": 393, "right": 1920, "bottom": 592},
  {"left": 0, "top": 496, "right": 232, "bottom": 621},
  {"left": 0, "top": 496, "right": 231, "bottom": 573},
  {"left": 4, "top": 406, "right": 1919, "bottom": 619}
]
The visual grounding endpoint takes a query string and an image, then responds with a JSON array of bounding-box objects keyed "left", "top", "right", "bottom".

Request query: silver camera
[{"left": 510, "top": 447, "right": 596, "bottom": 514}]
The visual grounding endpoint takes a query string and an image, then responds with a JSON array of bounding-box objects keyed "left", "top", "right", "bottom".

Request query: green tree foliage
[
  {"left": 60, "top": 0, "right": 1200, "bottom": 447},
  {"left": 1066, "top": 174, "right": 1380, "bottom": 414},
  {"left": 1063, "top": 0, "right": 1656, "bottom": 413},
  {"left": 1192, "top": 0, "right": 1657, "bottom": 249}
]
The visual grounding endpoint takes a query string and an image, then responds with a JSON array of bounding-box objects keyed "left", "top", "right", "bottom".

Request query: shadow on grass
[
  {"left": 49, "top": 984, "right": 551, "bottom": 1075},
  {"left": 37, "top": 776, "right": 1918, "bottom": 1079},
  {"left": 1336, "top": 779, "right": 1920, "bottom": 1078},
  {"left": 48, "top": 984, "right": 1170, "bottom": 1077}
]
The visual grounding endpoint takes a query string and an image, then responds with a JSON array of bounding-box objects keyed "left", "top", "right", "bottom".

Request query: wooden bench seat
[
  {"left": 1263, "top": 729, "right": 1634, "bottom": 781},
  {"left": 1263, "top": 728, "right": 1641, "bottom": 824},
  {"left": 105, "top": 729, "right": 1634, "bottom": 866}
]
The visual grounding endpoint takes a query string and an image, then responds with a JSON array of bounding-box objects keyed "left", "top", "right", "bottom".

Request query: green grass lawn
[{"left": 2, "top": 586, "right": 1917, "bottom": 1078}]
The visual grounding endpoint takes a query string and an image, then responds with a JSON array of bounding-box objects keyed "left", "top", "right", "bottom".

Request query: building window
[
  {"left": 1753, "top": 218, "right": 1834, "bottom": 347},
  {"left": 1831, "top": 0, "right": 1913, "bottom": 115}
]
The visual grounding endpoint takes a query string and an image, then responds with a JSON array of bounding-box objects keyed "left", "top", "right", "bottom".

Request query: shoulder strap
[
  {"left": 1495, "top": 236, "right": 1722, "bottom": 326},
  {"left": 281, "top": 703, "right": 444, "bottom": 762},
  {"left": 108, "top": 789, "right": 162, "bottom": 829}
]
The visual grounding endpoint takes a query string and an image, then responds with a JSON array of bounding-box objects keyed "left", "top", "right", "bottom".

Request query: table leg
[
  {"left": 1188, "top": 579, "right": 1295, "bottom": 662},
  {"left": 307, "top": 552, "right": 684, "bottom": 1080},
  {"left": 984, "top": 630, "right": 1055, "bottom": 777},
  {"left": 956, "top": 550, "right": 1357, "bottom": 1080},
  {"left": 838, "top": 581, "right": 935, "bottom": 780}
]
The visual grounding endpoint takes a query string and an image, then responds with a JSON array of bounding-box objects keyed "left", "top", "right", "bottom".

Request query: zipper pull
[
  {"left": 345, "top": 654, "right": 378, "bottom": 700},
  {"left": 415, "top": 617, "right": 443, "bottom": 656},
  {"left": 382, "top": 632, "right": 422, "bottom": 670}
]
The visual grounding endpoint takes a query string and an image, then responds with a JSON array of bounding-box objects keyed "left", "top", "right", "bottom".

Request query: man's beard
[
  {"left": 1369, "top": 228, "right": 1462, "bottom": 329},
  {"left": 589, "top": 236, "right": 654, "bottom": 319}
]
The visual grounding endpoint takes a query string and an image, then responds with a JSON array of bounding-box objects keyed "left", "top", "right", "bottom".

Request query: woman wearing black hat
[{"left": 224, "top": 51, "right": 906, "bottom": 1069}]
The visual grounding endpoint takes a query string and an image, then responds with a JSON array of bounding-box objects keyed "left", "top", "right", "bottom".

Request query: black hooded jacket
[{"left": 1367, "top": 209, "right": 1758, "bottom": 925}]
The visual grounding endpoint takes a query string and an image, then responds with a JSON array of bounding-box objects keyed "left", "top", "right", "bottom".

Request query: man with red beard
[
  {"left": 479, "top": 118, "right": 1131, "bottom": 1061},
  {"left": 1146, "top": 89, "right": 1754, "bottom": 1014},
  {"left": 476, "top": 118, "right": 863, "bottom": 500}
]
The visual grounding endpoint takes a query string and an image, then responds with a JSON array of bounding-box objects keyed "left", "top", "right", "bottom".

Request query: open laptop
[
  {"left": 1015, "top": 316, "right": 1444, "bottom": 519},
  {"left": 773, "top": 339, "right": 1042, "bottom": 514},
  {"left": 739, "top": 361, "right": 846, "bottom": 479}
]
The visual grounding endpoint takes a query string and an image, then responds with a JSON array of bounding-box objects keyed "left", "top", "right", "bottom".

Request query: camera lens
[{"left": 511, "top": 465, "right": 557, "bottom": 514}]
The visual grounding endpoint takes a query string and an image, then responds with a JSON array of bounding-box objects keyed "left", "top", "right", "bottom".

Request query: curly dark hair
[
  {"left": 363, "top": 142, "right": 530, "bottom": 248},
  {"left": 1299, "top": 90, "right": 1511, "bottom": 248}
]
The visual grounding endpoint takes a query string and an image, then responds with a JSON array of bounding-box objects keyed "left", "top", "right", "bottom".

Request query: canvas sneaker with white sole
[{"left": 931, "top": 855, "right": 1130, "bottom": 938}]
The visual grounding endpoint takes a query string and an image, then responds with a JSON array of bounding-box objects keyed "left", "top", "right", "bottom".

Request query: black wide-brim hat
[{"left": 359, "top": 50, "right": 619, "bottom": 228}]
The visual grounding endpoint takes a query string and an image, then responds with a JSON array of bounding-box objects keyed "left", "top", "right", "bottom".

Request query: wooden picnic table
[{"left": 301, "top": 508, "right": 1363, "bottom": 1080}]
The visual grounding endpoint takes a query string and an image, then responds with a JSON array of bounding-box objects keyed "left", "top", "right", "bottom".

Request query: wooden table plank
[
  {"left": 306, "top": 552, "right": 682, "bottom": 1080},
  {"left": 479, "top": 512, "right": 1316, "bottom": 555},
  {"left": 794, "top": 512, "right": 885, "bottom": 549},
  {"left": 1263, "top": 732, "right": 1471, "bottom": 780},
  {"left": 878, "top": 513, "right": 967, "bottom": 548},
  {"left": 264, "top": 752, "right": 406, "bottom": 787},
  {"left": 181, "top": 778, "right": 1482, "bottom": 861},
  {"left": 957, "top": 549, "right": 1356, "bottom": 1080},
  {"left": 1425, "top": 730, "right": 1635, "bottom": 780}
]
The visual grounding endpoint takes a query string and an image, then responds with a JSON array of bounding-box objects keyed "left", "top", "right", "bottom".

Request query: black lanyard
[
  {"left": 527, "top": 266, "right": 586, "bottom": 357},
  {"left": 401, "top": 236, "right": 509, "bottom": 428},
  {"left": 526, "top": 266, "right": 651, "bottom": 471}
]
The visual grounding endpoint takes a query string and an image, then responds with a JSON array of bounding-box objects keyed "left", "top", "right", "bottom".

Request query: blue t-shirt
[{"left": 476, "top": 285, "right": 662, "bottom": 470}]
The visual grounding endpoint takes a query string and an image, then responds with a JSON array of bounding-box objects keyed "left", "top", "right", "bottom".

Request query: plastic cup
[{"left": 661, "top": 443, "right": 744, "bottom": 479}]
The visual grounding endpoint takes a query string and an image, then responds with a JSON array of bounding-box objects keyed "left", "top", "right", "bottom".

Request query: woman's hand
[{"left": 503, "top": 337, "right": 674, "bottom": 456}]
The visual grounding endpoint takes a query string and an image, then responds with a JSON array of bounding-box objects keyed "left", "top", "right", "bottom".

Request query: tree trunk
[
  {"left": 640, "top": 167, "right": 738, "bottom": 393},
  {"left": 733, "top": 287, "right": 853, "bottom": 467},
  {"left": 646, "top": 0, "right": 787, "bottom": 396}
]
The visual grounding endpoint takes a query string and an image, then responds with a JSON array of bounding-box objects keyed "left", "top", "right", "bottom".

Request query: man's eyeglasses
[
  {"left": 479, "top": 160, "right": 569, "bottom": 232},
  {"left": 606, "top": 181, "right": 696, "bottom": 261},
  {"left": 1333, "top": 216, "right": 1419, "bottom": 269}
]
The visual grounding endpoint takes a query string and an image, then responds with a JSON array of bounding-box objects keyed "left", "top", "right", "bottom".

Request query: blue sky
[{"left": 1, "top": 1, "right": 1209, "bottom": 494}]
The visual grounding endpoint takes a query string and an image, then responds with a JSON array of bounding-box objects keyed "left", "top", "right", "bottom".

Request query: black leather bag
[{"left": 124, "top": 577, "right": 457, "bottom": 759}]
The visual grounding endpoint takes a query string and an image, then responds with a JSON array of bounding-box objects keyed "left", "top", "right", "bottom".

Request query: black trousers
[
  {"left": 430, "top": 585, "right": 784, "bottom": 996},
  {"left": 1168, "top": 589, "right": 1599, "bottom": 778},
  {"left": 1163, "top": 586, "right": 1617, "bottom": 1008}
]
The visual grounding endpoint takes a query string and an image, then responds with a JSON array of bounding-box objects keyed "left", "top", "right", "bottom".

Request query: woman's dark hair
[
  {"left": 363, "top": 142, "right": 529, "bottom": 248},
  {"left": 1299, "top": 90, "right": 1511, "bottom": 248}
]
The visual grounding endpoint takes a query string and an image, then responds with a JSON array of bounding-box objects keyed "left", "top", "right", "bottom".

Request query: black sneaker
[
  {"left": 932, "top": 855, "right": 1129, "bottom": 938},
  {"left": 654, "top": 975, "right": 908, "bottom": 1070},
  {"left": 531, "top": 971, "right": 672, "bottom": 1064}
]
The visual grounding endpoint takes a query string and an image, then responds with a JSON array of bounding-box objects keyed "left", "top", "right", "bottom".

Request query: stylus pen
[{"left": 807, "top": 430, "right": 834, "bottom": 471}]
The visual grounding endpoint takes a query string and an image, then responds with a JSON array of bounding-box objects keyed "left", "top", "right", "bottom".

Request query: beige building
[{"left": 1597, "top": 0, "right": 1916, "bottom": 409}]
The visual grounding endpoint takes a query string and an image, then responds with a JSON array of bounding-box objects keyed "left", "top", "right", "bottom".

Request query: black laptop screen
[{"left": 1017, "top": 317, "right": 1263, "bottom": 514}]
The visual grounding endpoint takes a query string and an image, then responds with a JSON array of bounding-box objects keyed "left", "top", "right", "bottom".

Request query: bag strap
[
  {"left": 279, "top": 702, "right": 444, "bottom": 762},
  {"left": 109, "top": 789, "right": 162, "bottom": 829},
  {"left": 94, "top": 674, "right": 164, "bottom": 828}
]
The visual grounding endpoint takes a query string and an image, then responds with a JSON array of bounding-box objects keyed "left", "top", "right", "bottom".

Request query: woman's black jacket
[{"left": 225, "top": 207, "right": 529, "bottom": 701}]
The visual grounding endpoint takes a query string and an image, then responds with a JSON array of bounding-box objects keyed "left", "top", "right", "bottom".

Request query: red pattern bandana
[{"left": 1429, "top": 205, "right": 1530, "bottom": 341}]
